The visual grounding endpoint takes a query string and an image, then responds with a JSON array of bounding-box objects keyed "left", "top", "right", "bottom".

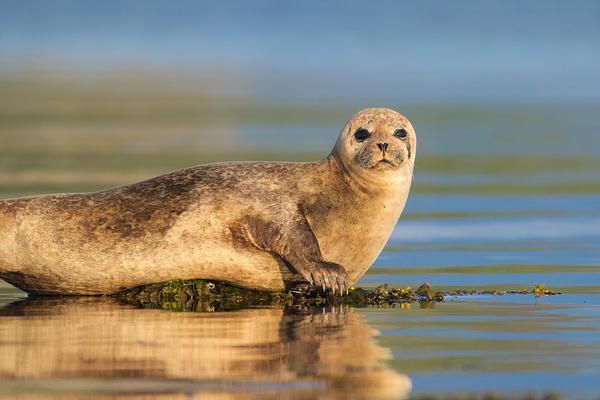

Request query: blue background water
[{"left": 1, "top": 0, "right": 599, "bottom": 102}]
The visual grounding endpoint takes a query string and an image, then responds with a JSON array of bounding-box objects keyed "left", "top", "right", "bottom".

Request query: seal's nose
[{"left": 377, "top": 143, "right": 389, "bottom": 152}]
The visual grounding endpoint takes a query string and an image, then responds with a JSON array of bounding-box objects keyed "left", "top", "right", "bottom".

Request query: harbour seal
[{"left": 0, "top": 108, "right": 416, "bottom": 295}]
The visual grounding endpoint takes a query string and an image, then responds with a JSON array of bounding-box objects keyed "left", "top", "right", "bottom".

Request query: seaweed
[
  {"left": 111, "top": 280, "right": 446, "bottom": 312},
  {"left": 112, "top": 280, "right": 561, "bottom": 312}
]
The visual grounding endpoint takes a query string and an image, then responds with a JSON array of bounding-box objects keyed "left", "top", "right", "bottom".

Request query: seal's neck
[{"left": 315, "top": 155, "right": 413, "bottom": 284}]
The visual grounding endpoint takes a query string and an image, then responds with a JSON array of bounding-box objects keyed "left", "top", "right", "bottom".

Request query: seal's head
[{"left": 332, "top": 108, "right": 416, "bottom": 187}]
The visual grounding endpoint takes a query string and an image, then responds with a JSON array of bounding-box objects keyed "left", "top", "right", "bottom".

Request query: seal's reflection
[{"left": 0, "top": 298, "right": 410, "bottom": 400}]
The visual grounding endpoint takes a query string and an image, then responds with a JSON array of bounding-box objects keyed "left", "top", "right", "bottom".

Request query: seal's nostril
[{"left": 377, "top": 143, "right": 388, "bottom": 152}]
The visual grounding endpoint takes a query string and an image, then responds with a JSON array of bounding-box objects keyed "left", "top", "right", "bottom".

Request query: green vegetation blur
[{"left": 1, "top": 70, "right": 599, "bottom": 198}]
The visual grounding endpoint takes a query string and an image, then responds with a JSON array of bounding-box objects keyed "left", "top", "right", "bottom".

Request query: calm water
[{"left": 1, "top": 69, "right": 600, "bottom": 399}]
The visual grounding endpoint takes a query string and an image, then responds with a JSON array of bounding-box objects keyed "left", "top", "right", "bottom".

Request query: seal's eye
[
  {"left": 354, "top": 128, "right": 371, "bottom": 142},
  {"left": 394, "top": 128, "right": 408, "bottom": 139}
]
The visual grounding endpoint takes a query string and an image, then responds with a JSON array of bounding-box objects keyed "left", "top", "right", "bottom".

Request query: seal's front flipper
[
  {"left": 294, "top": 259, "right": 348, "bottom": 296},
  {"left": 245, "top": 215, "right": 349, "bottom": 295}
]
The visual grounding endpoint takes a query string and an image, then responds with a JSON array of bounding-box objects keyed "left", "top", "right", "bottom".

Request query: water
[
  {"left": 359, "top": 170, "right": 600, "bottom": 398},
  {"left": 1, "top": 289, "right": 599, "bottom": 399}
]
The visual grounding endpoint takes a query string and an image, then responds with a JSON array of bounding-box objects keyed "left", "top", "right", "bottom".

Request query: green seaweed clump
[{"left": 112, "top": 280, "right": 444, "bottom": 312}]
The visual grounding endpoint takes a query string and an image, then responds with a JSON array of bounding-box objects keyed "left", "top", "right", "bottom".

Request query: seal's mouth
[
  {"left": 371, "top": 158, "right": 400, "bottom": 171},
  {"left": 374, "top": 158, "right": 400, "bottom": 169},
  {"left": 354, "top": 149, "right": 405, "bottom": 171}
]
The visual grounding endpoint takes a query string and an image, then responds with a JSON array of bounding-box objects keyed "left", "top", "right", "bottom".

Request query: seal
[{"left": 0, "top": 108, "right": 416, "bottom": 295}]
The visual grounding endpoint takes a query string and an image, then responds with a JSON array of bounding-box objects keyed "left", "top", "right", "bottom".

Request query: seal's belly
[
  {"left": 5, "top": 233, "right": 288, "bottom": 294},
  {"left": 314, "top": 209, "right": 401, "bottom": 284},
  {"left": 319, "top": 230, "right": 392, "bottom": 283},
  {"left": 2, "top": 202, "right": 292, "bottom": 294},
  {"left": 144, "top": 241, "right": 291, "bottom": 292}
]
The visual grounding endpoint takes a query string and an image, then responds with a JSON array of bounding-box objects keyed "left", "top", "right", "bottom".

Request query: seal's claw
[
  {"left": 312, "top": 271, "right": 322, "bottom": 288},
  {"left": 329, "top": 272, "right": 338, "bottom": 295},
  {"left": 335, "top": 277, "right": 343, "bottom": 296},
  {"left": 295, "top": 260, "right": 348, "bottom": 295},
  {"left": 321, "top": 261, "right": 348, "bottom": 296},
  {"left": 323, "top": 274, "right": 333, "bottom": 293}
]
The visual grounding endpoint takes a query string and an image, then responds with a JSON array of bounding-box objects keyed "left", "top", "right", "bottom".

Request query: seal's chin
[{"left": 373, "top": 158, "right": 401, "bottom": 170}]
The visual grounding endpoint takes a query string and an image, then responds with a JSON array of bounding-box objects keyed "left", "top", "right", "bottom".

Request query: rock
[{"left": 374, "top": 284, "right": 389, "bottom": 296}]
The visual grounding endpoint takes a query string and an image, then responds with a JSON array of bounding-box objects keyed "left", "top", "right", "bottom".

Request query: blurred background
[{"left": 2, "top": 2, "right": 600, "bottom": 398}]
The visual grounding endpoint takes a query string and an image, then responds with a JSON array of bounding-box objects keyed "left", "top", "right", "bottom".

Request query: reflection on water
[{"left": 0, "top": 297, "right": 411, "bottom": 400}]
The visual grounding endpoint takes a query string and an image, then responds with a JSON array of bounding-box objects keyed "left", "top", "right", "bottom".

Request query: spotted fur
[{"left": 0, "top": 108, "right": 416, "bottom": 295}]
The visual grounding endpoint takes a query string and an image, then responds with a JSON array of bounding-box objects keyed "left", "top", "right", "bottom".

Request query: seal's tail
[
  {"left": 0, "top": 203, "right": 23, "bottom": 287},
  {"left": 0, "top": 201, "right": 16, "bottom": 274}
]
